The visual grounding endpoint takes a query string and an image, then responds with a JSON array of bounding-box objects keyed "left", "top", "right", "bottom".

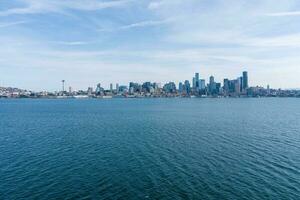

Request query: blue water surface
[{"left": 0, "top": 98, "right": 300, "bottom": 199}]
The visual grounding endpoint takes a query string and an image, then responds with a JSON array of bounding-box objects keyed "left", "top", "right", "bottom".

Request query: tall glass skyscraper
[
  {"left": 243, "top": 71, "right": 248, "bottom": 89},
  {"left": 195, "top": 73, "right": 200, "bottom": 88}
]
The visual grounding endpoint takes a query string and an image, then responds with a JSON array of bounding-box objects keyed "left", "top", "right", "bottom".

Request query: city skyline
[
  {"left": 2, "top": 70, "right": 300, "bottom": 98},
  {"left": 1, "top": 0, "right": 300, "bottom": 90},
  {"left": 59, "top": 71, "right": 250, "bottom": 93}
]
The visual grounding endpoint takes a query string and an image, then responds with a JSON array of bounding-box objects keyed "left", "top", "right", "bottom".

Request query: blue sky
[{"left": 1, "top": 0, "right": 300, "bottom": 91}]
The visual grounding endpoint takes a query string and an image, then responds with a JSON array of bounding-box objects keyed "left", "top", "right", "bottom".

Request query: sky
[{"left": 1, "top": 0, "right": 300, "bottom": 91}]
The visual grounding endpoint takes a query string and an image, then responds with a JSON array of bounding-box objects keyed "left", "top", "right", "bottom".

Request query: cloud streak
[
  {"left": 0, "top": 0, "right": 134, "bottom": 16},
  {"left": 265, "top": 11, "right": 300, "bottom": 17},
  {"left": 0, "top": 21, "right": 28, "bottom": 28},
  {"left": 97, "top": 19, "right": 171, "bottom": 32},
  {"left": 120, "top": 19, "right": 171, "bottom": 29},
  {"left": 51, "top": 41, "right": 91, "bottom": 46}
]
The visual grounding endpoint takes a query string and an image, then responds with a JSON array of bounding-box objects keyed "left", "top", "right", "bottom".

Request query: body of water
[{"left": 0, "top": 98, "right": 300, "bottom": 199}]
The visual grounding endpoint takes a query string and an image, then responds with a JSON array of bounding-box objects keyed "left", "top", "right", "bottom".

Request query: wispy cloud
[
  {"left": 51, "top": 41, "right": 90, "bottom": 46},
  {"left": 265, "top": 11, "right": 300, "bottom": 17},
  {"left": 148, "top": 0, "right": 184, "bottom": 10},
  {"left": 0, "top": 21, "right": 28, "bottom": 28},
  {"left": 98, "top": 19, "right": 171, "bottom": 32},
  {"left": 120, "top": 19, "right": 171, "bottom": 29},
  {"left": 0, "top": 0, "right": 134, "bottom": 16},
  {"left": 245, "top": 34, "right": 300, "bottom": 47}
]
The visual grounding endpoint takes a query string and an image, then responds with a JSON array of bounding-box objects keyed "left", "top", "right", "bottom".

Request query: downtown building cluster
[
  {"left": 48, "top": 71, "right": 300, "bottom": 98},
  {"left": 1, "top": 71, "right": 300, "bottom": 98},
  {"left": 67, "top": 71, "right": 250, "bottom": 98},
  {"left": 124, "top": 71, "right": 250, "bottom": 97}
]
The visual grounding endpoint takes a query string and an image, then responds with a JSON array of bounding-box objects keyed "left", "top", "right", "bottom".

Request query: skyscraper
[
  {"left": 243, "top": 71, "right": 248, "bottom": 89},
  {"left": 163, "top": 82, "right": 176, "bottom": 93},
  {"left": 62, "top": 80, "right": 65, "bottom": 92},
  {"left": 209, "top": 76, "right": 214, "bottom": 85},
  {"left": 178, "top": 82, "right": 183, "bottom": 93},
  {"left": 195, "top": 73, "right": 200, "bottom": 88},
  {"left": 184, "top": 80, "right": 191, "bottom": 94},
  {"left": 87, "top": 87, "right": 93, "bottom": 95},
  {"left": 116, "top": 83, "right": 119, "bottom": 93},
  {"left": 110, "top": 83, "right": 113, "bottom": 92},
  {"left": 193, "top": 77, "right": 196, "bottom": 89},
  {"left": 223, "top": 79, "right": 229, "bottom": 94},
  {"left": 200, "top": 79, "right": 206, "bottom": 90},
  {"left": 209, "top": 76, "right": 216, "bottom": 94},
  {"left": 234, "top": 79, "right": 241, "bottom": 94},
  {"left": 96, "top": 83, "right": 102, "bottom": 95},
  {"left": 239, "top": 76, "right": 243, "bottom": 92}
]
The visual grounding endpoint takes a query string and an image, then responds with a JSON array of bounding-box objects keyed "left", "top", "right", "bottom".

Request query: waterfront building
[
  {"left": 163, "top": 82, "right": 177, "bottom": 93},
  {"left": 87, "top": 87, "right": 93, "bottom": 95},
  {"left": 129, "top": 87, "right": 134, "bottom": 94},
  {"left": 267, "top": 85, "right": 271, "bottom": 95},
  {"left": 118, "top": 85, "right": 128, "bottom": 93},
  {"left": 142, "top": 82, "right": 153, "bottom": 93},
  {"left": 153, "top": 82, "right": 159, "bottom": 93},
  {"left": 129, "top": 82, "right": 142, "bottom": 93},
  {"left": 96, "top": 84, "right": 104, "bottom": 96}
]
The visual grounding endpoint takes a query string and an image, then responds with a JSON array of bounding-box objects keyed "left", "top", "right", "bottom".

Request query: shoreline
[{"left": 1, "top": 96, "right": 299, "bottom": 99}]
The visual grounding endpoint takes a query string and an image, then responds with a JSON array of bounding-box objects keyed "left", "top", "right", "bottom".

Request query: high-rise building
[
  {"left": 62, "top": 80, "right": 65, "bottom": 92},
  {"left": 195, "top": 73, "right": 200, "bottom": 88},
  {"left": 87, "top": 87, "right": 93, "bottom": 95},
  {"left": 209, "top": 76, "right": 217, "bottom": 94},
  {"left": 223, "top": 79, "right": 229, "bottom": 94},
  {"left": 184, "top": 80, "right": 191, "bottom": 94},
  {"left": 118, "top": 85, "right": 128, "bottom": 93},
  {"left": 116, "top": 83, "right": 119, "bottom": 93},
  {"left": 142, "top": 82, "right": 152, "bottom": 93},
  {"left": 234, "top": 79, "right": 241, "bottom": 94},
  {"left": 129, "top": 82, "right": 142, "bottom": 93},
  {"left": 192, "top": 77, "right": 196, "bottom": 89},
  {"left": 163, "top": 82, "right": 176, "bottom": 93},
  {"left": 216, "top": 83, "right": 221, "bottom": 94},
  {"left": 267, "top": 85, "right": 270, "bottom": 95},
  {"left": 239, "top": 76, "right": 243, "bottom": 92},
  {"left": 96, "top": 83, "right": 104, "bottom": 95},
  {"left": 209, "top": 76, "right": 214, "bottom": 85},
  {"left": 200, "top": 79, "right": 206, "bottom": 90},
  {"left": 178, "top": 82, "right": 183, "bottom": 93},
  {"left": 110, "top": 83, "right": 113, "bottom": 92},
  {"left": 243, "top": 71, "right": 248, "bottom": 89}
]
